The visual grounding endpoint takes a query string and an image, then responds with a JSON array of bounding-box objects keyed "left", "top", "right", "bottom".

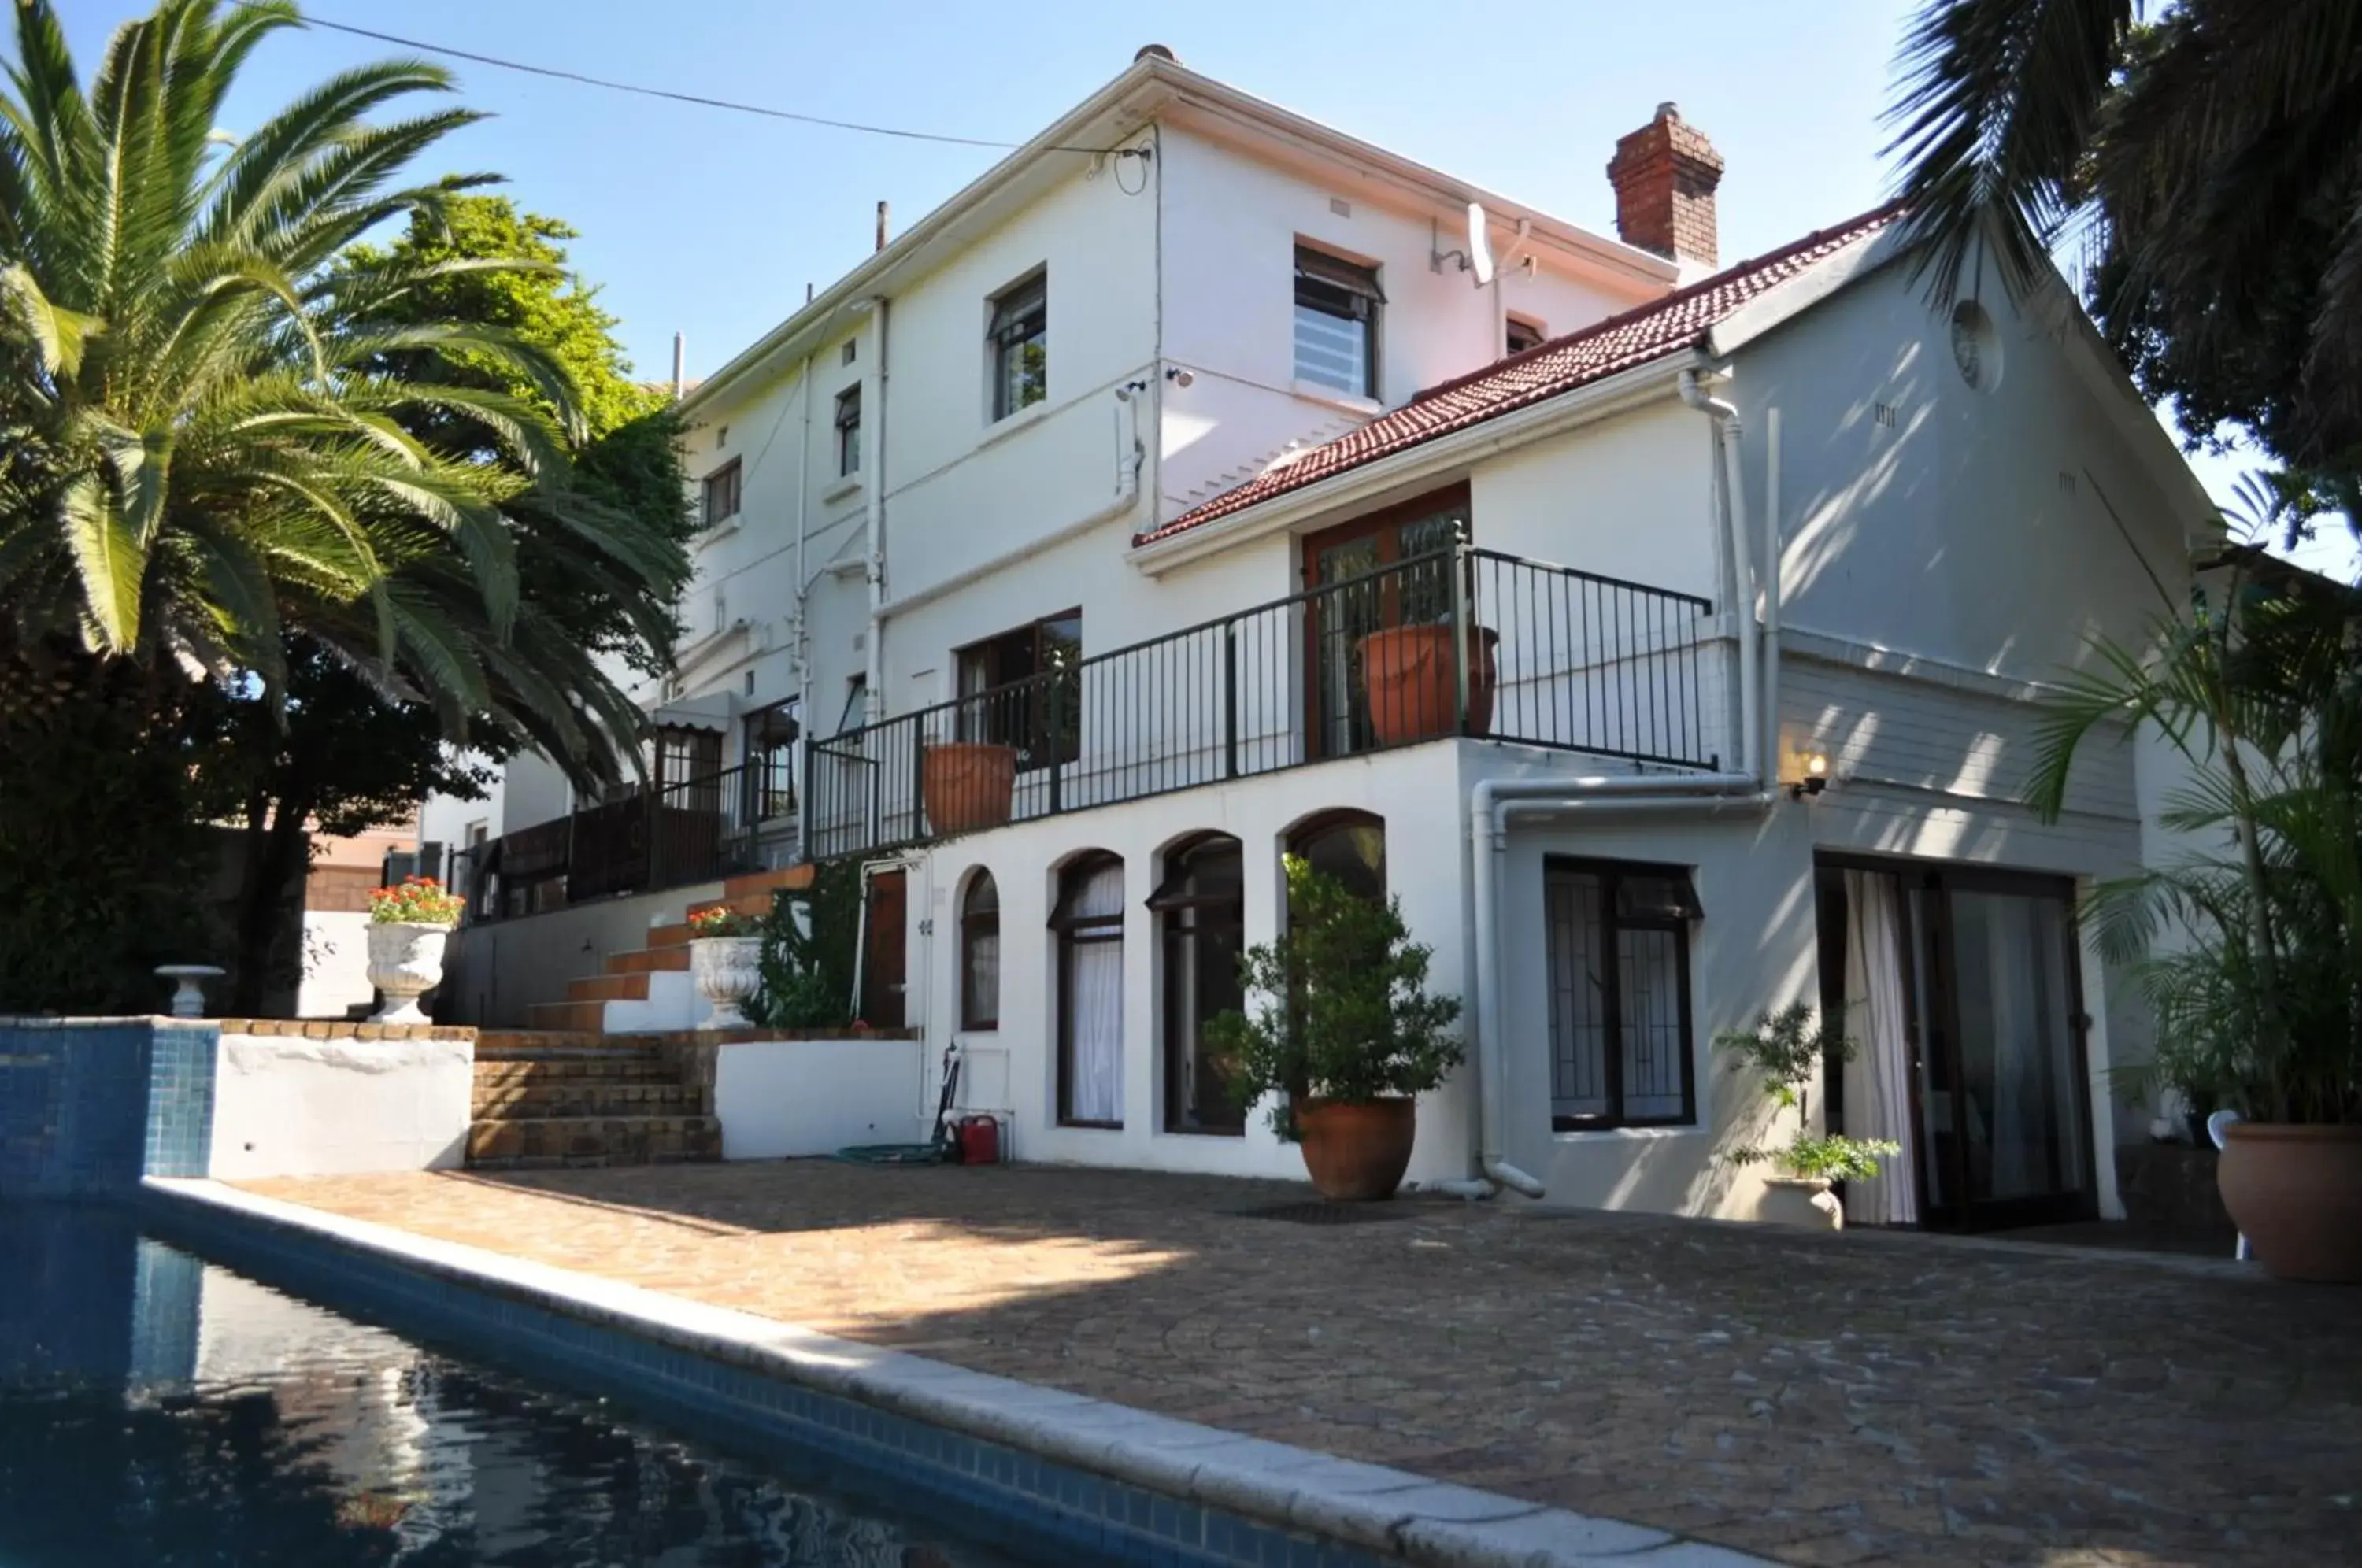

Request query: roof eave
[
  {"left": 681, "top": 63, "right": 1175, "bottom": 418},
  {"left": 1131, "top": 353, "right": 1704, "bottom": 576}
]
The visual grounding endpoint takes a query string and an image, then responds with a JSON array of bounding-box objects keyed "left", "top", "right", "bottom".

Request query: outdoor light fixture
[{"left": 1789, "top": 751, "right": 1831, "bottom": 801}]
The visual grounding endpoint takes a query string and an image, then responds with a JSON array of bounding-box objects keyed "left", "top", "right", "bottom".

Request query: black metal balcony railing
[
  {"left": 806, "top": 543, "right": 1717, "bottom": 862},
  {"left": 461, "top": 758, "right": 798, "bottom": 923}
]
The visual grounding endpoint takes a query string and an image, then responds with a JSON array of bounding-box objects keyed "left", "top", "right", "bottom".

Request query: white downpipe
[
  {"left": 863, "top": 298, "right": 890, "bottom": 725},
  {"left": 1679, "top": 368, "right": 1761, "bottom": 784},
  {"left": 791, "top": 349, "right": 817, "bottom": 864},
  {"left": 1455, "top": 371, "right": 1775, "bottom": 1202},
  {"left": 1763, "top": 407, "right": 1783, "bottom": 786}
]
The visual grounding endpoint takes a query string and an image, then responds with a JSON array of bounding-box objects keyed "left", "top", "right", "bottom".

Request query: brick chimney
[{"left": 1607, "top": 102, "right": 1724, "bottom": 269}]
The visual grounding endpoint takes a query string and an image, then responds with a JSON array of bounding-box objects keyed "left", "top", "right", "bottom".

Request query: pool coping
[{"left": 141, "top": 1176, "right": 1769, "bottom": 1568}]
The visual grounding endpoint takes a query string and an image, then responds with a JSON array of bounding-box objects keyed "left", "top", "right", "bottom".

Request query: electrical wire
[{"left": 246, "top": 3, "right": 1153, "bottom": 160}]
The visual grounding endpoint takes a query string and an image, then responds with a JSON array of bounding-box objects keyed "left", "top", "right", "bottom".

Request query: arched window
[
  {"left": 1050, "top": 852, "right": 1125, "bottom": 1127},
  {"left": 1287, "top": 810, "right": 1386, "bottom": 906},
  {"left": 1150, "top": 834, "right": 1246, "bottom": 1135},
  {"left": 960, "top": 871, "right": 999, "bottom": 1031}
]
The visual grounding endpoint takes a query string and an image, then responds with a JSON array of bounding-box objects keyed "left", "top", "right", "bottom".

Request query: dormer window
[{"left": 1294, "top": 245, "right": 1382, "bottom": 399}]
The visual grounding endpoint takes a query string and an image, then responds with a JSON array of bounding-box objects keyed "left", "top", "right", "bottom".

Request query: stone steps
[
  {"left": 464, "top": 1028, "right": 717, "bottom": 1170},
  {"left": 465, "top": 1114, "right": 722, "bottom": 1169}
]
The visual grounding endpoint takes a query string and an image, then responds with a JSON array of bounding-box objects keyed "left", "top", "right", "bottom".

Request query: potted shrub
[
  {"left": 366, "top": 876, "right": 464, "bottom": 1024},
  {"left": 687, "top": 905, "right": 763, "bottom": 1030},
  {"left": 1717, "top": 1004, "right": 1901, "bottom": 1230},
  {"left": 2029, "top": 542, "right": 2361, "bottom": 1279},
  {"left": 1206, "top": 857, "right": 1464, "bottom": 1200},
  {"left": 1358, "top": 622, "right": 1500, "bottom": 745}
]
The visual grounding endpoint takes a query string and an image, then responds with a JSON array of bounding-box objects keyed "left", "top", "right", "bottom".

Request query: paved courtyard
[{"left": 241, "top": 1163, "right": 2359, "bottom": 1567}]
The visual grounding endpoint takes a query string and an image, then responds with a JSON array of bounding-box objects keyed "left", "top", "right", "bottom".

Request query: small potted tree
[
  {"left": 1717, "top": 1004, "right": 1901, "bottom": 1230},
  {"left": 1207, "top": 857, "right": 1464, "bottom": 1200},
  {"left": 366, "top": 876, "right": 464, "bottom": 1024},
  {"left": 687, "top": 905, "right": 764, "bottom": 1029}
]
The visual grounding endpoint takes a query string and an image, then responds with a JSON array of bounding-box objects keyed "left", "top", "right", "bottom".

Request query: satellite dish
[{"left": 1467, "top": 202, "right": 1495, "bottom": 287}]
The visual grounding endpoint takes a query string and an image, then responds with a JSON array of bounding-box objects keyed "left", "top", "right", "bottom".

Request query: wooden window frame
[
  {"left": 1505, "top": 312, "right": 1547, "bottom": 356},
  {"left": 701, "top": 458, "right": 742, "bottom": 530},
  {"left": 960, "top": 870, "right": 1000, "bottom": 1032},
  {"left": 955, "top": 610, "right": 1083, "bottom": 771},
  {"left": 1543, "top": 856, "right": 1699, "bottom": 1132},
  {"left": 1051, "top": 851, "right": 1126, "bottom": 1129}
]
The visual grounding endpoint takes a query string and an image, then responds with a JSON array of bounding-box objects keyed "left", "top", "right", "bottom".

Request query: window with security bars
[
  {"left": 1294, "top": 246, "right": 1381, "bottom": 398},
  {"left": 1544, "top": 860, "right": 1701, "bottom": 1129}
]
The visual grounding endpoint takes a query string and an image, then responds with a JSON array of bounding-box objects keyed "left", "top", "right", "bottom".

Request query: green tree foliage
[
  {"left": 750, "top": 862, "right": 865, "bottom": 1030},
  {"left": 0, "top": 1, "right": 689, "bottom": 1011},
  {"left": 1885, "top": 1, "right": 2362, "bottom": 508},
  {"left": 1205, "top": 858, "right": 1463, "bottom": 1140},
  {"left": 1714, "top": 1004, "right": 1901, "bottom": 1182},
  {"left": 2028, "top": 538, "right": 2362, "bottom": 1125}
]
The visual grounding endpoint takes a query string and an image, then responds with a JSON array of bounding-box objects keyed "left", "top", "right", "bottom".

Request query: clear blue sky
[{"left": 52, "top": 0, "right": 2359, "bottom": 577}]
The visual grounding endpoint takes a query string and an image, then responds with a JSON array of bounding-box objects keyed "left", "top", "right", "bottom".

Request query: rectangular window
[
  {"left": 988, "top": 272, "right": 1047, "bottom": 420},
  {"left": 700, "top": 459, "right": 742, "bottom": 529},
  {"left": 1505, "top": 314, "right": 1546, "bottom": 356},
  {"left": 1294, "top": 246, "right": 1382, "bottom": 398},
  {"left": 956, "top": 611, "right": 1082, "bottom": 771},
  {"left": 833, "top": 386, "right": 861, "bottom": 478},
  {"left": 1545, "top": 859, "right": 1700, "bottom": 1130}
]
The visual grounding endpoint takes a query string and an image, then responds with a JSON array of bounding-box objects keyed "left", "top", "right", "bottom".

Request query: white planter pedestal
[
  {"left": 366, "top": 922, "right": 450, "bottom": 1024},
  {"left": 690, "top": 937, "right": 762, "bottom": 1030},
  {"left": 1760, "top": 1174, "right": 1844, "bottom": 1230}
]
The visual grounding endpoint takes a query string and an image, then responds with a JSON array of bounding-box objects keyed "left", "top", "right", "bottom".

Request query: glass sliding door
[{"left": 1816, "top": 859, "right": 2097, "bottom": 1231}]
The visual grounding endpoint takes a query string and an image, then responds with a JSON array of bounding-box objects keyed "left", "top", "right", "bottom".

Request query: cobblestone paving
[{"left": 241, "top": 1163, "right": 2361, "bottom": 1567}]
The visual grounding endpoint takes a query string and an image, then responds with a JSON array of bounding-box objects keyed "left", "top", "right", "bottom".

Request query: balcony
[
  {"left": 459, "top": 754, "right": 798, "bottom": 923},
  {"left": 805, "top": 542, "right": 1720, "bottom": 862}
]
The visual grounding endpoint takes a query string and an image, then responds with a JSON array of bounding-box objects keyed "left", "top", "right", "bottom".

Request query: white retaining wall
[
  {"left": 713, "top": 1037, "right": 928, "bottom": 1159},
  {"left": 207, "top": 1031, "right": 475, "bottom": 1181}
]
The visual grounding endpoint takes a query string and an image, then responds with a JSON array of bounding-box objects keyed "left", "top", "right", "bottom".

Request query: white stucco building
[{"left": 449, "top": 48, "right": 2219, "bottom": 1232}]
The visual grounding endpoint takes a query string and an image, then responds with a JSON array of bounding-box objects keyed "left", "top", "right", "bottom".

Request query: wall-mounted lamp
[
  {"left": 1788, "top": 751, "right": 1831, "bottom": 801},
  {"left": 1113, "top": 379, "right": 1150, "bottom": 403},
  {"left": 1164, "top": 365, "right": 1195, "bottom": 388}
]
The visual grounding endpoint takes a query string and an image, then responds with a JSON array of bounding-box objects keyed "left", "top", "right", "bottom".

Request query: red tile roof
[{"left": 1137, "top": 205, "right": 1902, "bottom": 546}]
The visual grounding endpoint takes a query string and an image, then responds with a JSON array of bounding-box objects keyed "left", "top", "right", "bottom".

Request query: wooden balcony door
[{"left": 1300, "top": 485, "right": 1468, "bottom": 758}]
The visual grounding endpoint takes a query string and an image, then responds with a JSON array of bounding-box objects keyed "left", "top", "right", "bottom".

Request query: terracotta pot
[
  {"left": 1357, "top": 624, "right": 1499, "bottom": 745},
  {"left": 2216, "top": 1122, "right": 2362, "bottom": 1282},
  {"left": 365, "top": 921, "right": 450, "bottom": 1024},
  {"left": 923, "top": 742, "right": 1017, "bottom": 834},
  {"left": 1296, "top": 1097, "right": 1416, "bottom": 1201}
]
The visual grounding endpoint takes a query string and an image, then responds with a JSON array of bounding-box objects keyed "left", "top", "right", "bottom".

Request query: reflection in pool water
[{"left": 0, "top": 1204, "right": 1035, "bottom": 1566}]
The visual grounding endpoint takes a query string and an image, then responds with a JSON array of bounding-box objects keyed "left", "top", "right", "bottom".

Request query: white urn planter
[
  {"left": 1759, "top": 1174, "right": 1844, "bottom": 1231},
  {"left": 690, "top": 936, "right": 762, "bottom": 1030},
  {"left": 366, "top": 921, "right": 450, "bottom": 1024}
]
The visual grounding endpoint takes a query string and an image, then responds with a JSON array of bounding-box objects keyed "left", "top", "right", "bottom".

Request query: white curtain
[
  {"left": 1842, "top": 871, "right": 1919, "bottom": 1226},
  {"left": 1065, "top": 863, "right": 1126, "bottom": 1123}
]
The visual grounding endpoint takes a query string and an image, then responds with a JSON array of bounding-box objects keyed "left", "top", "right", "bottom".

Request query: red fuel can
[{"left": 956, "top": 1115, "right": 1001, "bottom": 1166}]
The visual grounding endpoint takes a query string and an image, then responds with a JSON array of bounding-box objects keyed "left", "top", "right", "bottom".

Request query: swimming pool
[{"left": 0, "top": 1202, "right": 1044, "bottom": 1566}]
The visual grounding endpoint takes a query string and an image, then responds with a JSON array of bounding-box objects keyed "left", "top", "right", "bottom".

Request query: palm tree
[
  {"left": 1885, "top": 1, "right": 2362, "bottom": 472},
  {"left": 0, "top": 0, "right": 677, "bottom": 782}
]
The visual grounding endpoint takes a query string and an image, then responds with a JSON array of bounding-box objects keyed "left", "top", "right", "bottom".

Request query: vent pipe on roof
[
  {"left": 875, "top": 200, "right": 890, "bottom": 253},
  {"left": 670, "top": 332, "right": 684, "bottom": 399}
]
